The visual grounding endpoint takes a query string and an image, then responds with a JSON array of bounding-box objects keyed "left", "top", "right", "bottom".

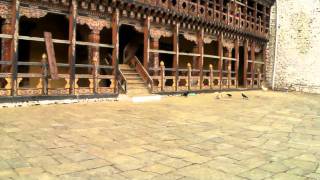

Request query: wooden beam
[
  {"left": 243, "top": 40, "right": 248, "bottom": 88},
  {"left": 10, "top": 0, "right": 20, "bottom": 96},
  {"left": 68, "top": 0, "right": 77, "bottom": 95},
  {"left": 218, "top": 33, "right": 223, "bottom": 90},
  {"left": 44, "top": 32, "right": 59, "bottom": 80},
  {"left": 143, "top": 16, "right": 150, "bottom": 69},
  {"left": 173, "top": 23, "right": 179, "bottom": 91},
  {"left": 235, "top": 38, "right": 240, "bottom": 88},
  {"left": 251, "top": 41, "right": 256, "bottom": 88},
  {"left": 112, "top": 9, "right": 119, "bottom": 94}
]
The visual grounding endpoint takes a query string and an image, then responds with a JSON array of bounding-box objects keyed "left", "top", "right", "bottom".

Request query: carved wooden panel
[
  {"left": 0, "top": 3, "right": 10, "bottom": 19},
  {"left": 20, "top": 6, "right": 47, "bottom": 18},
  {"left": 77, "top": 16, "right": 111, "bottom": 31}
]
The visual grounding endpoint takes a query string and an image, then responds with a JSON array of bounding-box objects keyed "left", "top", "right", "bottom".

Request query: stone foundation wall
[{"left": 267, "top": 0, "right": 320, "bottom": 93}]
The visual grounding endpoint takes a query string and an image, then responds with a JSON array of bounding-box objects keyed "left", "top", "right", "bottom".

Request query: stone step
[
  {"left": 127, "top": 79, "right": 144, "bottom": 85},
  {"left": 123, "top": 72, "right": 139, "bottom": 76},
  {"left": 126, "top": 76, "right": 142, "bottom": 80},
  {"left": 121, "top": 68, "right": 136, "bottom": 72},
  {"left": 127, "top": 84, "right": 147, "bottom": 90}
]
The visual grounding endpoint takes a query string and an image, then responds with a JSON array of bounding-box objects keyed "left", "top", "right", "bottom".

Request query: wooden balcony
[{"left": 132, "top": 0, "right": 272, "bottom": 37}]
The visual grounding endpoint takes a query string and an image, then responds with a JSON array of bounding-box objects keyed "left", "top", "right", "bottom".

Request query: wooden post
[
  {"left": 254, "top": 1, "right": 257, "bottom": 32},
  {"left": 251, "top": 41, "right": 256, "bottom": 88},
  {"left": 263, "top": 6, "right": 267, "bottom": 34},
  {"left": 227, "top": 47, "right": 232, "bottom": 88},
  {"left": 143, "top": 16, "right": 150, "bottom": 69},
  {"left": 160, "top": 61, "right": 165, "bottom": 91},
  {"left": 198, "top": 28, "right": 204, "bottom": 90},
  {"left": 209, "top": 64, "right": 213, "bottom": 89},
  {"left": 41, "top": 53, "right": 48, "bottom": 95},
  {"left": 88, "top": 29, "right": 100, "bottom": 94},
  {"left": 235, "top": 39, "right": 239, "bottom": 88},
  {"left": 220, "top": 0, "right": 223, "bottom": 22},
  {"left": 112, "top": 9, "right": 119, "bottom": 94},
  {"left": 218, "top": 33, "right": 223, "bottom": 90},
  {"left": 187, "top": 63, "right": 191, "bottom": 91},
  {"left": 173, "top": 23, "right": 179, "bottom": 91},
  {"left": 10, "top": 0, "right": 20, "bottom": 96},
  {"left": 262, "top": 43, "right": 267, "bottom": 83},
  {"left": 244, "top": 0, "right": 248, "bottom": 30},
  {"left": 1, "top": 20, "right": 12, "bottom": 72},
  {"left": 68, "top": 0, "right": 77, "bottom": 95},
  {"left": 243, "top": 40, "right": 248, "bottom": 88},
  {"left": 150, "top": 37, "right": 159, "bottom": 75}
]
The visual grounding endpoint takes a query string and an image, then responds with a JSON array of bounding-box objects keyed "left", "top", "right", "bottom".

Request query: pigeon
[
  {"left": 182, "top": 92, "right": 189, "bottom": 97},
  {"left": 242, "top": 93, "right": 249, "bottom": 100},
  {"left": 226, "top": 94, "right": 232, "bottom": 98}
]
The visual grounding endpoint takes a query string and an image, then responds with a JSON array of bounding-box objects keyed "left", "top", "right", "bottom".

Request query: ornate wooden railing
[
  {"left": 117, "top": 67, "right": 127, "bottom": 94},
  {"left": 131, "top": 56, "right": 154, "bottom": 92},
  {"left": 133, "top": 0, "right": 271, "bottom": 36}
]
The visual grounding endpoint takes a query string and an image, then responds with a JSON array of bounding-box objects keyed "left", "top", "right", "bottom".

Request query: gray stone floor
[{"left": 0, "top": 91, "right": 320, "bottom": 180}]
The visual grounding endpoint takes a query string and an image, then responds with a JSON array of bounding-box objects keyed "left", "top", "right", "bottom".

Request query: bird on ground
[
  {"left": 226, "top": 93, "right": 232, "bottom": 98},
  {"left": 182, "top": 92, "right": 189, "bottom": 97},
  {"left": 242, "top": 93, "right": 249, "bottom": 100}
]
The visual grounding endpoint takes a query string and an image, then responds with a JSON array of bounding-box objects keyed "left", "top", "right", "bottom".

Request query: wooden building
[{"left": 0, "top": 0, "right": 275, "bottom": 99}]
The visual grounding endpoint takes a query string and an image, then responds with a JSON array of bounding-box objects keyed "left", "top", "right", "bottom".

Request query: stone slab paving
[{"left": 0, "top": 91, "right": 320, "bottom": 180}]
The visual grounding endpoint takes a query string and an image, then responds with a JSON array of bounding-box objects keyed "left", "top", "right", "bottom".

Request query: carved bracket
[
  {"left": 20, "top": 6, "right": 47, "bottom": 19},
  {"left": 150, "top": 27, "right": 173, "bottom": 40},
  {"left": 182, "top": 32, "right": 197, "bottom": 43},
  {"left": 204, "top": 35, "right": 216, "bottom": 44},
  {"left": 0, "top": 4, "right": 10, "bottom": 20},
  {"left": 77, "top": 16, "right": 111, "bottom": 32},
  {"left": 223, "top": 39, "right": 235, "bottom": 50}
]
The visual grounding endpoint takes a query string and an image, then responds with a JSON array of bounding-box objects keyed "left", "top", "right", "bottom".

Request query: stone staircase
[{"left": 119, "top": 64, "right": 151, "bottom": 96}]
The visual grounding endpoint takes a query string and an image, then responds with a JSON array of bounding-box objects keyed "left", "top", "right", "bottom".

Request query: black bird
[
  {"left": 182, "top": 92, "right": 189, "bottom": 97},
  {"left": 242, "top": 93, "right": 249, "bottom": 100},
  {"left": 226, "top": 94, "right": 232, "bottom": 98}
]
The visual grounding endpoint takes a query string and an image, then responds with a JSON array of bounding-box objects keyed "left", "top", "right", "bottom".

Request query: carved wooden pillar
[
  {"left": 218, "top": 33, "right": 223, "bottom": 90},
  {"left": 198, "top": 28, "right": 204, "bottom": 89},
  {"left": 143, "top": 17, "right": 150, "bottom": 70},
  {"left": 173, "top": 23, "right": 179, "bottom": 91},
  {"left": 243, "top": 40, "right": 249, "bottom": 88},
  {"left": 235, "top": 39, "right": 240, "bottom": 88},
  {"left": 262, "top": 44, "right": 267, "bottom": 82},
  {"left": 112, "top": 9, "right": 119, "bottom": 93},
  {"left": 88, "top": 29, "right": 100, "bottom": 93},
  {"left": 192, "top": 45, "right": 198, "bottom": 75},
  {"left": 160, "top": 61, "right": 165, "bottom": 91},
  {"left": 150, "top": 37, "right": 159, "bottom": 75},
  {"left": 1, "top": 19, "right": 12, "bottom": 72},
  {"left": 10, "top": 0, "right": 20, "bottom": 96},
  {"left": 226, "top": 47, "right": 232, "bottom": 88},
  {"left": 187, "top": 62, "right": 191, "bottom": 91},
  {"left": 251, "top": 41, "right": 256, "bottom": 88},
  {"left": 68, "top": 0, "right": 77, "bottom": 95}
]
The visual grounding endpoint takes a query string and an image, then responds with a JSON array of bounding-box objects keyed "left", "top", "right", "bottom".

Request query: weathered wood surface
[{"left": 44, "top": 32, "right": 59, "bottom": 80}]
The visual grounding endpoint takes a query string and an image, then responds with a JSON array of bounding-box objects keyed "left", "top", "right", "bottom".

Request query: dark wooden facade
[{"left": 0, "top": 0, "right": 275, "bottom": 98}]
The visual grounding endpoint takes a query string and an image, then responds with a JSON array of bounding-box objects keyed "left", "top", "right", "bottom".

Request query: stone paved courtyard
[{"left": 0, "top": 91, "right": 320, "bottom": 180}]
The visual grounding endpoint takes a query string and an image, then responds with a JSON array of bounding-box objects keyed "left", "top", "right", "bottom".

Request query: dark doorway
[
  {"left": 119, "top": 24, "right": 143, "bottom": 64},
  {"left": 238, "top": 46, "right": 245, "bottom": 87}
]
